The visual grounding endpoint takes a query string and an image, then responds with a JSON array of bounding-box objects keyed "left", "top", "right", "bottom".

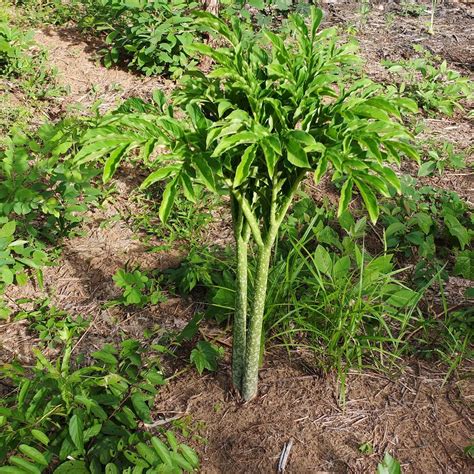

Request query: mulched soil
[{"left": 1, "top": 1, "right": 473, "bottom": 472}]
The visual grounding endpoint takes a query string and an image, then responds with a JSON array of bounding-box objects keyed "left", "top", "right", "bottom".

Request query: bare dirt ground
[{"left": 1, "top": 1, "right": 473, "bottom": 472}]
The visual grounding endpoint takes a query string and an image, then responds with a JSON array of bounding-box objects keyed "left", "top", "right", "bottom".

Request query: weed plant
[
  {"left": 0, "top": 321, "right": 200, "bottom": 472},
  {"left": 384, "top": 45, "right": 473, "bottom": 116}
]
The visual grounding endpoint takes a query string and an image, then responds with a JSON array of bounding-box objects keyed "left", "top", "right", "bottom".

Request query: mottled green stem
[
  {"left": 241, "top": 235, "right": 275, "bottom": 402},
  {"left": 241, "top": 173, "right": 306, "bottom": 401},
  {"left": 232, "top": 223, "right": 250, "bottom": 392}
]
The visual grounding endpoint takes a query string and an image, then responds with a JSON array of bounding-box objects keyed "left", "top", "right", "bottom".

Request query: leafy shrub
[
  {"left": 0, "top": 22, "right": 34, "bottom": 76},
  {"left": 0, "top": 219, "right": 48, "bottom": 318},
  {"left": 0, "top": 332, "right": 200, "bottom": 472},
  {"left": 418, "top": 141, "right": 467, "bottom": 177},
  {"left": 76, "top": 7, "right": 419, "bottom": 400},
  {"left": 82, "top": 0, "right": 202, "bottom": 77},
  {"left": 12, "top": 0, "right": 79, "bottom": 26},
  {"left": 379, "top": 177, "right": 472, "bottom": 285},
  {"left": 13, "top": 298, "right": 90, "bottom": 347},
  {"left": 112, "top": 267, "right": 167, "bottom": 307},
  {"left": 0, "top": 20, "right": 61, "bottom": 99},
  {"left": 0, "top": 125, "right": 100, "bottom": 243},
  {"left": 0, "top": 119, "right": 101, "bottom": 316},
  {"left": 384, "top": 45, "right": 473, "bottom": 116}
]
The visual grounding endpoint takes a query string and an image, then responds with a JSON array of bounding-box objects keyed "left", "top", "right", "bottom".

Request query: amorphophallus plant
[{"left": 76, "top": 8, "right": 418, "bottom": 400}]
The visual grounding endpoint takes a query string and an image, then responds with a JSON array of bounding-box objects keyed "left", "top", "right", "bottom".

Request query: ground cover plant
[
  {"left": 76, "top": 7, "right": 420, "bottom": 401},
  {"left": 383, "top": 45, "right": 473, "bottom": 116},
  {"left": 379, "top": 176, "right": 472, "bottom": 285},
  {"left": 0, "top": 118, "right": 101, "bottom": 317},
  {"left": 0, "top": 313, "right": 200, "bottom": 473}
]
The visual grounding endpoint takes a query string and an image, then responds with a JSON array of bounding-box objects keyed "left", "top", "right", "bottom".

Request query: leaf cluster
[
  {"left": 82, "top": 0, "right": 203, "bottom": 77},
  {"left": 384, "top": 46, "right": 473, "bottom": 116},
  {"left": 0, "top": 334, "right": 199, "bottom": 472},
  {"left": 77, "top": 8, "right": 418, "bottom": 232},
  {"left": 380, "top": 177, "right": 473, "bottom": 284},
  {"left": 112, "top": 268, "right": 167, "bottom": 307},
  {"left": 0, "top": 120, "right": 101, "bottom": 308}
]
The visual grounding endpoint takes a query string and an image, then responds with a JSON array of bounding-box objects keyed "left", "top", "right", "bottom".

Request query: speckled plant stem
[
  {"left": 232, "top": 234, "right": 248, "bottom": 392},
  {"left": 241, "top": 237, "right": 275, "bottom": 402}
]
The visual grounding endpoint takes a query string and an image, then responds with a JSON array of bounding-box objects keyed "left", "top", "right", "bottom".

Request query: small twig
[
  {"left": 277, "top": 438, "right": 294, "bottom": 473},
  {"left": 143, "top": 413, "right": 184, "bottom": 429}
]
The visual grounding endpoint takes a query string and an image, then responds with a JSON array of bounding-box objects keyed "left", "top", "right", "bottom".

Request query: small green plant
[
  {"left": 399, "top": 1, "right": 427, "bottom": 17},
  {"left": 13, "top": 0, "right": 79, "bottom": 25},
  {"left": 77, "top": 8, "right": 419, "bottom": 400},
  {"left": 82, "top": 0, "right": 202, "bottom": 77},
  {"left": 112, "top": 268, "right": 167, "bottom": 307},
  {"left": 384, "top": 46, "right": 473, "bottom": 116},
  {"left": 0, "top": 19, "right": 62, "bottom": 99},
  {"left": 190, "top": 340, "right": 224, "bottom": 374},
  {"left": 358, "top": 441, "right": 374, "bottom": 455},
  {"left": 464, "top": 441, "right": 474, "bottom": 459},
  {"left": 418, "top": 141, "right": 467, "bottom": 177},
  {"left": 0, "top": 118, "right": 101, "bottom": 316},
  {"left": 0, "top": 333, "right": 199, "bottom": 472},
  {"left": 131, "top": 191, "right": 217, "bottom": 247},
  {"left": 377, "top": 452, "right": 402, "bottom": 474},
  {"left": 380, "top": 177, "right": 472, "bottom": 285},
  {"left": 0, "top": 125, "right": 100, "bottom": 243},
  {"left": 13, "top": 299, "right": 89, "bottom": 347},
  {"left": 0, "top": 219, "right": 48, "bottom": 318}
]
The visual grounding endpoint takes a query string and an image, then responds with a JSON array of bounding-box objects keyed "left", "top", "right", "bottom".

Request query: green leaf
[
  {"left": 212, "top": 131, "right": 257, "bottom": 156},
  {"left": 287, "top": 137, "right": 310, "bottom": 168},
  {"left": 0, "top": 220, "right": 16, "bottom": 238},
  {"left": 314, "top": 245, "right": 332, "bottom": 276},
  {"left": 186, "top": 103, "right": 208, "bottom": 130},
  {"left": 454, "top": 250, "right": 473, "bottom": 280},
  {"left": 140, "top": 165, "right": 180, "bottom": 189},
  {"left": 386, "top": 289, "right": 418, "bottom": 308},
  {"left": 353, "top": 104, "right": 390, "bottom": 121},
  {"left": 53, "top": 460, "right": 89, "bottom": 474},
  {"left": 355, "top": 179, "right": 379, "bottom": 224},
  {"left": 260, "top": 137, "right": 278, "bottom": 177},
  {"left": 193, "top": 156, "right": 217, "bottom": 192},
  {"left": 18, "top": 445, "right": 48, "bottom": 466},
  {"left": 69, "top": 414, "right": 84, "bottom": 453},
  {"left": 310, "top": 5, "right": 323, "bottom": 39},
  {"left": 418, "top": 161, "right": 436, "bottom": 177},
  {"left": 31, "top": 429, "right": 49, "bottom": 446},
  {"left": 314, "top": 156, "right": 328, "bottom": 184},
  {"left": 337, "top": 178, "right": 353, "bottom": 217},
  {"left": 8, "top": 457, "right": 41, "bottom": 474},
  {"left": 444, "top": 214, "right": 469, "bottom": 249},
  {"left": 92, "top": 349, "right": 118, "bottom": 366},
  {"left": 414, "top": 212, "right": 432, "bottom": 235},
  {"left": 248, "top": 0, "right": 265, "bottom": 9},
  {"left": 333, "top": 255, "right": 351, "bottom": 280},
  {"left": 131, "top": 392, "right": 152, "bottom": 423},
  {"left": 377, "top": 452, "right": 401, "bottom": 474},
  {"left": 103, "top": 143, "right": 130, "bottom": 183},
  {"left": 0, "top": 467, "right": 27, "bottom": 473},
  {"left": 385, "top": 222, "right": 405, "bottom": 238},
  {"left": 234, "top": 145, "right": 256, "bottom": 187},
  {"left": 180, "top": 172, "right": 196, "bottom": 203},
  {"left": 159, "top": 178, "right": 179, "bottom": 223},
  {"left": 190, "top": 341, "right": 223, "bottom": 374},
  {"left": 394, "top": 97, "right": 419, "bottom": 114}
]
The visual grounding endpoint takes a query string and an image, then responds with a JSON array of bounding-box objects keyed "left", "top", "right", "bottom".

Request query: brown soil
[
  {"left": 157, "top": 353, "right": 474, "bottom": 473},
  {"left": 34, "top": 27, "right": 172, "bottom": 112},
  {"left": 1, "top": 1, "right": 473, "bottom": 473}
]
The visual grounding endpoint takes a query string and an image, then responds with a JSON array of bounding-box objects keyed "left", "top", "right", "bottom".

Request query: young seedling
[{"left": 76, "top": 8, "right": 418, "bottom": 400}]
